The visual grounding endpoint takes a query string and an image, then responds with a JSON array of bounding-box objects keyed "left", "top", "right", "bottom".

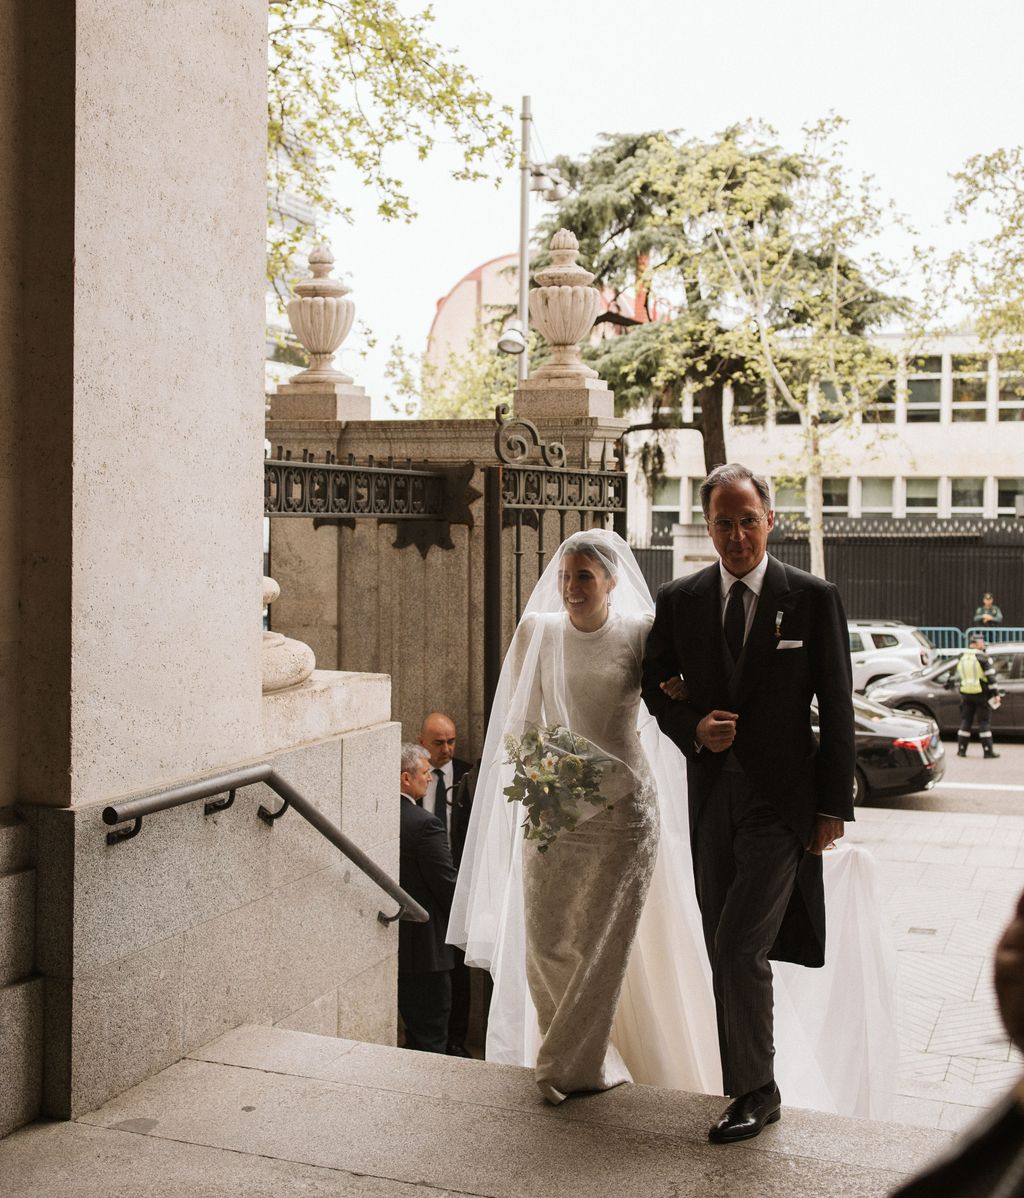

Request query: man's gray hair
[
  {"left": 699, "top": 463, "right": 772, "bottom": 520},
  {"left": 400, "top": 742, "right": 430, "bottom": 775}
]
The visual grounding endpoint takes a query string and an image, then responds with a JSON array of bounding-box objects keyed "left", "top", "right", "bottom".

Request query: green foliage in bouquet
[{"left": 503, "top": 725, "right": 614, "bottom": 853}]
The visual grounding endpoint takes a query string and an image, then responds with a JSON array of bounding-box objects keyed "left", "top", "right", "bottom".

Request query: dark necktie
[
  {"left": 725, "top": 581, "right": 748, "bottom": 664},
  {"left": 433, "top": 769, "right": 447, "bottom": 827}
]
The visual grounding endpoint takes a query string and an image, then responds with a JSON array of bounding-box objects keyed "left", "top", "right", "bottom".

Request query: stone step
[
  {"left": 0, "top": 809, "right": 33, "bottom": 877},
  {"left": 0, "top": 976, "right": 43, "bottom": 1139},
  {"left": 0, "top": 867, "right": 35, "bottom": 988},
  {"left": 0, "top": 1024, "right": 958, "bottom": 1196}
]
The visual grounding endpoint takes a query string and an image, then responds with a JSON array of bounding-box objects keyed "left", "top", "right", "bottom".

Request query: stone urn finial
[
  {"left": 261, "top": 576, "right": 316, "bottom": 693},
  {"left": 286, "top": 243, "right": 355, "bottom": 384},
  {"left": 528, "top": 229, "right": 600, "bottom": 380}
]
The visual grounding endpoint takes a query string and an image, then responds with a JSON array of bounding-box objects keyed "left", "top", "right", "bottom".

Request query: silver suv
[{"left": 848, "top": 620, "right": 935, "bottom": 693}]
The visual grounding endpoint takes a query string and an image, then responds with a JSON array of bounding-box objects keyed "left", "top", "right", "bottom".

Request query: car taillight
[{"left": 894, "top": 735, "right": 931, "bottom": 752}]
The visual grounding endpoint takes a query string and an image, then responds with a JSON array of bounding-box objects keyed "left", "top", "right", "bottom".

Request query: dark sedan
[
  {"left": 865, "top": 644, "right": 1024, "bottom": 735},
  {"left": 812, "top": 695, "right": 945, "bottom": 804}
]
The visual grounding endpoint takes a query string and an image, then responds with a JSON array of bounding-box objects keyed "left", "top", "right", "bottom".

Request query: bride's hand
[{"left": 660, "top": 675, "right": 688, "bottom": 702}]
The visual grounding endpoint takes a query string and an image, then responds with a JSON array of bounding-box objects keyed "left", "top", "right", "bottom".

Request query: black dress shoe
[
  {"left": 446, "top": 1044, "right": 471, "bottom": 1058},
  {"left": 708, "top": 1083, "right": 781, "bottom": 1144}
]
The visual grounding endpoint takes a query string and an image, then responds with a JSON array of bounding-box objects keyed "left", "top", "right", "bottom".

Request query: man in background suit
[
  {"left": 892, "top": 887, "right": 1024, "bottom": 1196},
  {"left": 642, "top": 463, "right": 855, "bottom": 1144},
  {"left": 418, "top": 712, "right": 475, "bottom": 1055},
  {"left": 398, "top": 742, "right": 458, "bottom": 1054}
]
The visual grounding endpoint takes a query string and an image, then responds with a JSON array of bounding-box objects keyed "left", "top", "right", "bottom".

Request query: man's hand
[
  {"left": 807, "top": 815, "right": 844, "bottom": 856},
  {"left": 695, "top": 710, "right": 739, "bottom": 752},
  {"left": 995, "top": 889, "right": 1024, "bottom": 1053},
  {"left": 660, "top": 676, "right": 689, "bottom": 702}
]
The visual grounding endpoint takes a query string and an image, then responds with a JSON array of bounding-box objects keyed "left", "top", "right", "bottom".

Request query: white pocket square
[{"left": 776, "top": 639, "right": 804, "bottom": 650}]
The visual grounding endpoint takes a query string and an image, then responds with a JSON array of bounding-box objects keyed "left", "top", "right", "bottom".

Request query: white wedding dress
[{"left": 449, "top": 530, "right": 896, "bottom": 1117}]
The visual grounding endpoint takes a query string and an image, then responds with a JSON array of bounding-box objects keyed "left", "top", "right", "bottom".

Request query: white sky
[{"left": 325, "top": 0, "right": 1024, "bottom": 414}]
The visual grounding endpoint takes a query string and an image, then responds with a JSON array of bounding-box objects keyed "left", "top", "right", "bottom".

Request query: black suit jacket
[
  {"left": 641, "top": 554, "right": 855, "bottom": 967},
  {"left": 399, "top": 796, "right": 458, "bottom": 974},
  {"left": 447, "top": 756, "right": 475, "bottom": 869},
  {"left": 890, "top": 1089, "right": 1024, "bottom": 1197}
]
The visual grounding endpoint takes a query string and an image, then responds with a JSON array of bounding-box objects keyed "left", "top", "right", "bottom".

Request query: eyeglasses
[{"left": 708, "top": 515, "right": 766, "bottom": 533}]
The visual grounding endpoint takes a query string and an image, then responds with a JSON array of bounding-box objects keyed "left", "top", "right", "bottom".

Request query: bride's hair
[{"left": 560, "top": 532, "right": 619, "bottom": 577}]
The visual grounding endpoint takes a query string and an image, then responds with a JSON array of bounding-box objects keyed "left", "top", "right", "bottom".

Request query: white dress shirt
[{"left": 718, "top": 553, "right": 769, "bottom": 646}]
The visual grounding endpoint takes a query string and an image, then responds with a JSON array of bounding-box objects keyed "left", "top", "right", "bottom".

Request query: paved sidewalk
[{"left": 847, "top": 793, "right": 1024, "bottom": 1132}]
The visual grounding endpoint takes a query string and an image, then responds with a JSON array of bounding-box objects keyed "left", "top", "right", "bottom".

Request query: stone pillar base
[
  {"left": 270, "top": 381, "right": 371, "bottom": 422},
  {"left": 514, "top": 375, "right": 613, "bottom": 420}
]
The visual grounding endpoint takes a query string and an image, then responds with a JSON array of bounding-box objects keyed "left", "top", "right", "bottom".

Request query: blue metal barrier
[
  {"left": 918, "top": 627, "right": 964, "bottom": 651},
  {"left": 965, "top": 626, "right": 1024, "bottom": 644}
]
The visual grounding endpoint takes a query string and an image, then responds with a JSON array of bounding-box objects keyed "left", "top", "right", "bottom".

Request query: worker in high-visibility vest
[{"left": 955, "top": 634, "right": 1000, "bottom": 758}]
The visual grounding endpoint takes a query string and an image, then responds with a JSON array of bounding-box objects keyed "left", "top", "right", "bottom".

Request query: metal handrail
[{"left": 101, "top": 764, "right": 428, "bottom": 925}]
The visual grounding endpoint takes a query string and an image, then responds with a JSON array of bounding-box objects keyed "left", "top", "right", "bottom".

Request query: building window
[
  {"left": 773, "top": 481, "right": 806, "bottom": 517},
  {"left": 650, "top": 476, "right": 681, "bottom": 545},
  {"left": 997, "top": 372, "right": 1024, "bottom": 421},
  {"left": 730, "top": 381, "right": 767, "bottom": 426},
  {"left": 860, "top": 477, "right": 894, "bottom": 515},
  {"left": 689, "top": 479, "right": 704, "bottom": 523},
  {"left": 997, "top": 477, "right": 1024, "bottom": 517},
  {"left": 822, "top": 478, "right": 849, "bottom": 514},
  {"left": 864, "top": 381, "right": 896, "bottom": 424},
  {"left": 817, "top": 382, "right": 843, "bottom": 423},
  {"left": 951, "top": 354, "right": 989, "bottom": 422},
  {"left": 905, "top": 477, "right": 939, "bottom": 513},
  {"left": 905, "top": 355, "right": 942, "bottom": 423},
  {"left": 950, "top": 476, "right": 985, "bottom": 514}
]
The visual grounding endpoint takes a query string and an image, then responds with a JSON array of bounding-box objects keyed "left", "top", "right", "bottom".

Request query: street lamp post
[
  {"left": 517, "top": 95, "right": 532, "bottom": 382},
  {"left": 500, "top": 96, "right": 568, "bottom": 380}
]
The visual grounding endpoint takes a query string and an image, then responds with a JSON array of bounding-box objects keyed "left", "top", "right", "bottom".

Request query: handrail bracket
[
  {"left": 257, "top": 797, "right": 289, "bottom": 826},
  {"left": 106, "top": 817, "right": 142, "bottom": 846}
]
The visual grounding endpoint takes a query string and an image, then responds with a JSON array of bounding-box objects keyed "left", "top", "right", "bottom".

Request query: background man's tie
[
  {"left": 725, "top": 580, "right": 748, "bottom": 664},
  {"left": 432, "top": 768, "right": 447, "bottom": 830}
]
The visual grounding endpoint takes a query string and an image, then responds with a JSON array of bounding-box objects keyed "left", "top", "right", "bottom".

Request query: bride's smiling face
[{"left": 558, "top": 552, "right": 616, "bottom": 629}]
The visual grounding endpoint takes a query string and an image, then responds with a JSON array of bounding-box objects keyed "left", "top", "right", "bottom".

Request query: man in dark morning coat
[
  {"left": 398, "top": 742, "right": 459, "bottom": 1055},
  {"left": 641, "top": 463, "right": 855, "bottom": 1144},
  {"left": 891, "top": 887, "right": 1024, "bottom": 1197},
  {"left": 418, "top": 712, "right": 474, "bottom": 1055}
]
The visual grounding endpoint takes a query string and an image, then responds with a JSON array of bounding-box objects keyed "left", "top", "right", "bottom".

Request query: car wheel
[
  {"left": 897, "top": 702, "right": 934, "bottom": 721},
  {"left": 852, "top": 767, "right": 869, "bottom": 806}
]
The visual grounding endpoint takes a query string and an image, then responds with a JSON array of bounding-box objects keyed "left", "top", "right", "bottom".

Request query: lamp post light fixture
[
  {"left": 497, "top": 319, "right": 527, "bottom": 356},
  {"left": 501, "top": 95, "right": 569, "bottom": 381}
]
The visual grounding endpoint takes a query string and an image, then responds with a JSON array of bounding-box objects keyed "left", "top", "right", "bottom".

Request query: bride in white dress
[{"left": 448, "top": 529, "right": 895, "bottom": 1115}]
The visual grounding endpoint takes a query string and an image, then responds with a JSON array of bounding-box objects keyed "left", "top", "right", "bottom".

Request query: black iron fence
[{"left": 265, "top": 448, "right": 446, "bottom": 521}]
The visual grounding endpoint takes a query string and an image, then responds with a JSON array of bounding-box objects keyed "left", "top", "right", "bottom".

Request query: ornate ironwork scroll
[{"left": 494, "top": 403, "right": 567, "bottom": 468}]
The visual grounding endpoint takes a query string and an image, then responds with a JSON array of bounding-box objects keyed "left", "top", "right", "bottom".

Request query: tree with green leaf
[
  {"left": 950, "top": 146, "right": 1024, "bottom": 357},
  {"left": 655, "top": 117, "right": 907, "bottom": 577},
  {"left": 384, "top": 322, "right": 524, "bottom": 419},
  {"left": 267, "top": 1, "right": 514, "bottom": 295}
]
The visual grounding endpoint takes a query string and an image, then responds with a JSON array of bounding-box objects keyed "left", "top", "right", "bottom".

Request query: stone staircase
[
  {"left": 0, "top": 1023, "right": 956, "bottom": 1196},
  {"left": 0, "top": 809, "right": 42, "bottom": 1138}
]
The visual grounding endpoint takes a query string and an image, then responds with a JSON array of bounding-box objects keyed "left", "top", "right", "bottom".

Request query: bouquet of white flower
[{"left": 502, "top": 724, "right": 619, "bottom": 853}]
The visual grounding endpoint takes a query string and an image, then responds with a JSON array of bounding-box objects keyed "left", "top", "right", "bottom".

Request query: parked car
[
  {"left": 865, "top": 644, "right": 1024, "bottom": 735},
  {"left": 848, "top": 620, "right": 936, "bottom": 692},
  {"left": 812, "top": 695, "right": 945, "bottom": 804}
]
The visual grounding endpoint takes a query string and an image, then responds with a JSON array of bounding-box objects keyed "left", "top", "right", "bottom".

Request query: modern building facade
[{"left": 628, "top": 332, "right": 1024, "bottom": 544}]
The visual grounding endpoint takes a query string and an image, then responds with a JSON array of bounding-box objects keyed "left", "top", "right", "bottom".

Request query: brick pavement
[{"left": 847, "top": 742, "right": 1024, "bottom": 1132}]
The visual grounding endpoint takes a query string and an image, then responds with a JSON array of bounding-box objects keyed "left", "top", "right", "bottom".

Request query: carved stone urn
[
  {"left": 285, "top": 244, "right": 355, "bottom": 384},
  {"left": 261, "top": 576, "right": 316, "bottom": 693},
  {"left": 528, "top": 229, "right": 601, "bottom": 380}
]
